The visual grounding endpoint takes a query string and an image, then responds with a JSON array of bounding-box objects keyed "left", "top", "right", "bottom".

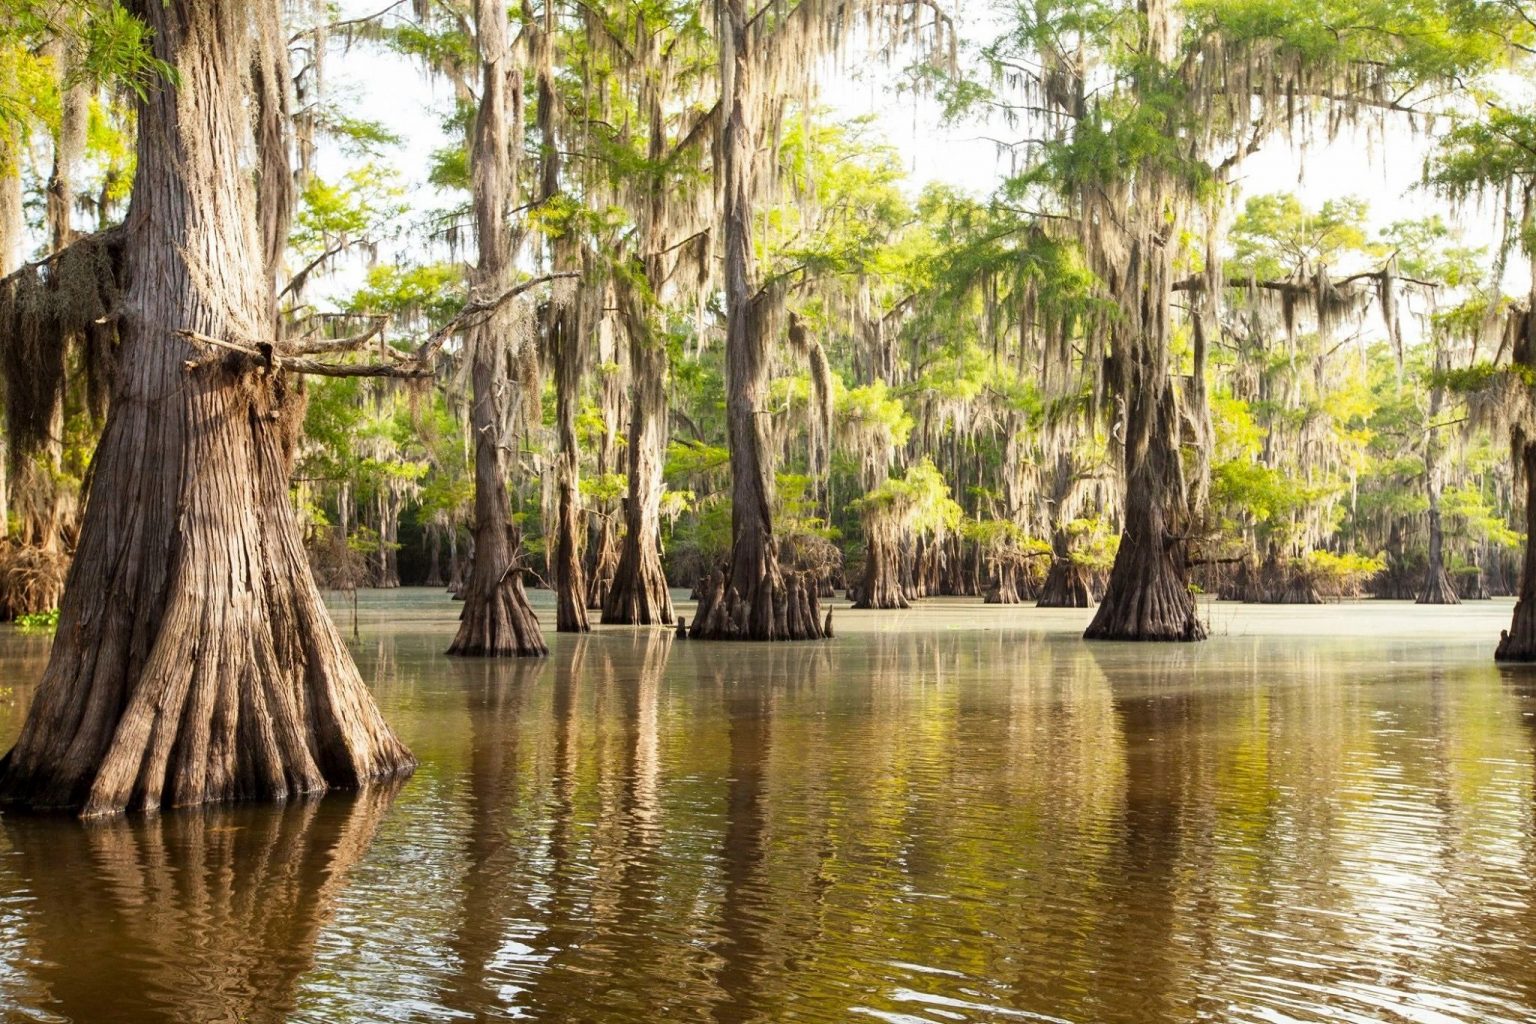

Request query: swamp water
[{"left": 0, "top": 591, "right": 1533, "bottom": 1023}]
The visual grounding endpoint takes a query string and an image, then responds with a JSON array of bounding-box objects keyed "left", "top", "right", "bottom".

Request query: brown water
[{"left": 1, "top": 591, "right": 1534, "bottom": 1024}]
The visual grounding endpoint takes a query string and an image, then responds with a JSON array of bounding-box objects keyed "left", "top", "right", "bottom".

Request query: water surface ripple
[{"left": 0, "top": 593, "right": 1532, "bottom": 1023}]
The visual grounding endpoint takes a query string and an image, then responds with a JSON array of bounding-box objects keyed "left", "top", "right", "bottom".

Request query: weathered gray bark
[
  {"left": 852, "top": 523, "right": 909, "bottom": 610},
  {"left": 1085, "top": 240, "right": 1206, "bottom": 642},
  {"left": 1037, "top": 528, "right": 1092, "bottom": 607},
  {"left": 1498, "top": 310, "right": 1536, "bottom": 661},
  {"left": 604, "top": 278, "right": 674, "bottom": 625},
  {"left": 689, "top": 0, "right": 822, "bottom": 641},
  {"left": 448, "top": 0, "right": 546, "bottom": 657},
  {"left": 0, "top": 0, "right": 414, "bottom": 815},
  {"left": 550, "top": 289, "right": 590, "bottom": 633}
]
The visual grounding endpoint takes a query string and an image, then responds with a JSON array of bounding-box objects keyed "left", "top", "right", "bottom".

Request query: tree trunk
[
  {"left": 448, "top": 529, "right": 467, "bottom": 597},
  {"left": 585, "top": 312, "right": 624, "bottom": 612},
  {"left": 1497, "top": 445, "right": 1536, "bottom": 660},
  {"left": 690, "top": 0, "right": 821, "bottom": 641},
  {"left": 0, "top": 0, "right": 414, "bottom": 815},
  {"left": 550, "top": 286, "right": 589, "bottom": 633},
  {"left": 1497, "top": 305, "right": 1536, "bottom": 662},
  {"left": 1037, "top": 528, "right": 1091, "bottom": 607},
  {"left": 604, "top": 281, "right": 674, "bottom": 625},
  {"left": 1417, "top": 372, "right": 1459, "bottom": 605},
  {"left": 1417, "top": 496, "right": 1459, "bottom": 604},
  {"left": 1375, "top": 519, "right": 1417, "bottom": 599},
  {"left": 1085, "top": 238, "right": 1205, "bottom": 642},
  {"left": 984, "top": 563, "right": 1021, "bottom": 604},
  {"left": 852, "top": 523, "right": 908, "bottom": 610},
  {"left": 425, "top": 523, "right": 444, "bottom": 588},
  {"left": 533, "top": 12, "right": 588, "bottom": 635},
  {"left": 447, "top": 0, "right": 546, "bottom": 657}
]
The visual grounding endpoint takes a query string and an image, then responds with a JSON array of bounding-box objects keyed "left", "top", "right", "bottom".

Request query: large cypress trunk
[
  {"left": 0, "top": 0, "right": 414, "bottom": 815},
  {"left": 1084, "top": 239, "right": 1205, "bottom": 642},
  {"left": 585, "top": 324, "right": 624, "bottom": 611},
  {"left": 533, "top": 12, "right": 588, "bottom": 636},
  {"left": 984, "top": 563, "right": 1023, "bottom": 604},
  {"left": 1497, "top": 437, "right": 1536, "bottom": 661},
  {"left": 1086, "top": 441, "right": 1204, "bottom": 640},
  {"left": 1037, "top": 528, "right": 1091, "bottom": 607},
  {"left": 1496, "top": 309, "right": 1536, "bottom": 661},
  {"left": 603, "top": 74, "right": 676, "bottom": 628},
  {"left": 852, "top": 523, "right": 909, "bottom": 610},
  {"left": 604, "top": 305, "right": 674, "bottom": 625},
  {"left": 690, "top": 0, "right": 821, "bottom": 641},
  {"left": 447, "top": 0, "right": 546, "bottom": 657}
]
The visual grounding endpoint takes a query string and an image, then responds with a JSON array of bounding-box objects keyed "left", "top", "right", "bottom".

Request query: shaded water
[{"left": 1, "top": 591, "right": 1535, "bottom": 1023}]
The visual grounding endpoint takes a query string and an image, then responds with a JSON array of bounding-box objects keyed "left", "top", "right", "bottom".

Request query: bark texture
[
  {"left": 1497, "top": 443, "right": 1536, "bottom": 661},
  {"left": 447, "top": 0, "right": 547, "bottom": 657},
  {"left": 852, "top": 526, "right": 909, "bottom": 610},
  {"left": 690, "top": 0, "right": 822, "bottom": 640},
  {"left": 604, "top": 275, "right": 674, "bottom": 626},
  {"left": 0, "top": 0, "right": 414, "bottom": 815},
  {"left": 1037, "top": 530, "right": 1092, "bottom": 607},
  {"left": 1084, "top": 240, "right": 1206, "bottom": 642}
]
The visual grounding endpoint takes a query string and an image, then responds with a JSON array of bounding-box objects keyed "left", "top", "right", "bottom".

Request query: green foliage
[
  {"left": 1066, "top": 517, "right": 1119, "bottom": 571},
  {"left": 665, "top": 440, "right": 730, "bottom": 480},
  {"left": 1230, "top": 193, "right": 1373, "bottom": 278},
  {"left": 15, "top": 607, "right": 58, "bottom": 631},
  {"left": 852, "top": 459, "right": 963, "bottom": 538},
  {"left": 1299, "top": 550, "right": 1385, "bottom": 591}
]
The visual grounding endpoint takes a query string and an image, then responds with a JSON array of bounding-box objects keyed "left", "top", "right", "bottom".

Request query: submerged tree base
[
  {"left": 690, "top": 565, "right": 826, "bottom": 641},
  {"left": 1084, "top": 535, "right": 1206, "bottom": 642},
  {"left": 1496, "top": 597, "right": 1536, "bottom": 661},
  {"left": 1416, "top": 567, "right": 1461, "bottom": 605},
  {"left": 1037, "top": 558, "right": 1092, "bottom": 608}
]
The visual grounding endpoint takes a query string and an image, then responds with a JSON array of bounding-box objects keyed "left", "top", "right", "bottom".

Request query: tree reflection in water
[{"left": 1, "top": 784, "right": 400, "bottom": 1023}]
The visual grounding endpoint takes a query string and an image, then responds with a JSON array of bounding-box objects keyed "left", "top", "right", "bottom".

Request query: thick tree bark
[
  {"left": 602, "top": 328, "right": 674, "bottom": 624},
  {"left": 447, "top": 0, "right": 546, "bottom": 657},
  {"left": 533, "top": 12, "right": 588, "bottom": 635},
  {"left": 0, "top": 0, "right": 414, "bottom": 815},
  {"left": 984, "top": 564, "right": 1022, "bottom": 604},
  {"left": 852, "top": 524, "right": 909, "bottom": 610},
  {"left": 448, "top": 342, "right": 546, "bottom": 655},
  {"left": 550, "top": 287, "right": 590, "bottom": 633},
  {"left": 1037, "top": 528, "right": 1091, "bottom": 607},
  {"left": 690, "top": 0, "right": 821, "bottom": 641},
  {"left": 1417, "top": 374, "right": 1460, "bottom": 605},
  {"left": 1497, "top": 433, "right": 1536, "bottom": 660},
  {"left": 1085, "top": 239, "right": 1206, "bottom": 642}
]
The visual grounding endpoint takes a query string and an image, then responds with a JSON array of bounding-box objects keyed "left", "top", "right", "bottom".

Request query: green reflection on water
[{"left": 0, "top": 590, "right": 1532, "bottom": 1024}]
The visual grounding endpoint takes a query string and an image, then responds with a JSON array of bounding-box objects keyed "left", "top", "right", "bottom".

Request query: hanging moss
[{"left": 0, "top": 229, "right": 122, "bottom": 462}]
